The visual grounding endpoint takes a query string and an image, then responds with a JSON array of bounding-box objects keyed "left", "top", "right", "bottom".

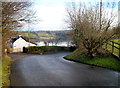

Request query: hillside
[{"left": 19, "top": 30, "right": 71, "bottom": 43}]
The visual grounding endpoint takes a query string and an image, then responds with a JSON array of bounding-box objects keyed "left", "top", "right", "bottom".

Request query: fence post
[
  {"left": 106, "top": 42, "right": 107, "bottom": 49},
  {"left": 119, "top": 45, "right": 120, "bottom": 59},
  {"left": 112, "top": 41, "right": 114, "bottom": 53}
]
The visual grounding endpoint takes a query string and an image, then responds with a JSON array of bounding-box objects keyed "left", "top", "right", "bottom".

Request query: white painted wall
[{"left": 13, "top": 37, "right": 36, "bottom": 52}]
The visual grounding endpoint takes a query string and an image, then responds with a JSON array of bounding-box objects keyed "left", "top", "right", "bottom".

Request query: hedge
[{"left": 23, "top": 46, "right": 76, "bottom": 54}]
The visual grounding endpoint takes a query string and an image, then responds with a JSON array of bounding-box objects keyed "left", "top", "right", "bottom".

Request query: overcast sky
[{"left": 25, "top": 0, "right": 119, "bottom": 31}]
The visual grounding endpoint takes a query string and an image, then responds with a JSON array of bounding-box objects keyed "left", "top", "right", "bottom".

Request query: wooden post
[
  {"left": 106, "top": 42, "right": 107, "bottom": 49},
  {"left": 5, "top": 49, "right": 7, "bottom": 56},
  {"left": 119, "top": 45, "right": 120, "bottom": 59},
  {"left": 112, "top": 41, "right": 114, "bottom": 53}
]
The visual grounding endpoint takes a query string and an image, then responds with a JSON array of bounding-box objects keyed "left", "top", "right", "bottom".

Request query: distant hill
[{"left": 19, "top": 30, "right": 71, "bottom": 43}]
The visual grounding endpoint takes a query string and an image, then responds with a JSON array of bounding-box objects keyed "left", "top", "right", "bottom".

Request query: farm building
[{"left": 8, "top": 35, "right": 37, "bottom": 53}]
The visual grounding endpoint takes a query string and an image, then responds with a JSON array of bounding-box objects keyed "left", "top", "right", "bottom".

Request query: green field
[
  {"left": 37, "top": 32, "right": 51, "bottom": 40},
  {"left": 22, "top": 32, "right": 51, "bottom": 40},
  {"left": 23, "top": 33, "right": 37, "bottom": 37},
  {"left": 103, "top": 39, "right": 120, "bottom": 57},
  {"left": 37, "top": 32, "right": 50, "bottom": 37},
  {"left": 111, "top": 39, "right": 120, "bottom": 43},
  {"left": 40, "top": 37, "right": 50, "bottom": 40}
]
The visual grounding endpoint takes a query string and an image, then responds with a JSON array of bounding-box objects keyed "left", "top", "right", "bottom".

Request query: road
[{"left": 10, "top": 52, "right": 120, "bottom": 86}]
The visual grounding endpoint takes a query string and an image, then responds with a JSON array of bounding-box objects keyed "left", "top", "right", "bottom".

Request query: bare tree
[
  {"left": 66, "top": 2, "right": 117, "bottom": 58},
  {"left": 116, "top": 26, "right": 120, "bottom": 38},
  {"left": 1, "top": 2, "right": 37, "bottom": 57},
  {"left": 54, "top": 36, "right": 61, "bottom": 46},
  {"left": 49, "top": 35, "right": 54, "bottom": 46}
]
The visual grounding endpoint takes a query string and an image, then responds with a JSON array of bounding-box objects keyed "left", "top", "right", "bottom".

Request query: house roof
[{"left": 10, "top": 35, "right": 37, "bottom": 45}]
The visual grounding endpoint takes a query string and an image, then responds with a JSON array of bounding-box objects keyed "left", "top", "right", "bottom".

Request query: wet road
[{"left": 10, "top": 52, "right": 120, "bottom": 86}]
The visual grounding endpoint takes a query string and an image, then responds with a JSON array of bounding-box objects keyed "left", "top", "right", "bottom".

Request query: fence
[{"left": 104, "top": 41, "right": 120, "bottom": 59}]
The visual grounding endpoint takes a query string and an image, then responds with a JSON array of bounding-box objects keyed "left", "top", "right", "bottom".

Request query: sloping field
[{"left": 103, "top": 39, "right": 120, "bottom": 57}]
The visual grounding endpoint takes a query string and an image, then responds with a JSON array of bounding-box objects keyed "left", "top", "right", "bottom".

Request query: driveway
[{"left": 10, "top": 52, "right": 120, "bottom": 87}]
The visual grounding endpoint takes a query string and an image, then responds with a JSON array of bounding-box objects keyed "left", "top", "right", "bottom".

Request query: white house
[{"left": 9, "top": 35, "right": 36, "bottom": 52}]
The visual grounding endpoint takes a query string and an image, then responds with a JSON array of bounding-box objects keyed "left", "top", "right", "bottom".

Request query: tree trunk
[{"left": 88, "top": 50, "right": 93, "bottom": 58}]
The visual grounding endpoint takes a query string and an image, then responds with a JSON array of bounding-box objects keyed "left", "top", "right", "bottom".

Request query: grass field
[
  {"left": 111, "top": 39, "right": 120, "bottom": 43},
  {"left": 23, "top": 33, "right": 37, "bottom": 37},
  {"left": 40, "top": 37, "right": 50, "bottom": 40},
  {"left": 0, "top": 56, "right": 12, "bottom": 87},
  {"left": 37, "top": 32, "right": 50, "bottom": 37},
  {"left": 103, "top": 39, "right": 120, "bottom": 57},
  {"left": 64, "top": 48, "right": 120, "bottom": 71},
  {"left": 22, "top": 32, "right": 51, "bottom": 40}
]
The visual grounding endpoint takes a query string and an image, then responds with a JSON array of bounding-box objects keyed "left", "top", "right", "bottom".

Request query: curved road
[{"left": 10, "top": 52, "right": 120, "bottom": 86}]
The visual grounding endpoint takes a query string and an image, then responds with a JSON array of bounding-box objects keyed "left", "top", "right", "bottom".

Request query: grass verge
[
  {"left": 64, "top": 48, "right": 120, "bottom": 72},
  {"left": 0, "top": 56, "right": 12, "bottom": 87}
]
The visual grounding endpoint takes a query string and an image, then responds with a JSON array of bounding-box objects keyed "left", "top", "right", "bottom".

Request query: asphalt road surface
[{"left": 10, "top": 52, "right": 120, "bottom": 87}]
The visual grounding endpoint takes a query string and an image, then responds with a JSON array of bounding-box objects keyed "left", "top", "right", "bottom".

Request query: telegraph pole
[
  {"left": 27, "top": 21, "right": 30, "bottom": 47},
  {"left": 100, "top": 0, "right": 102, "bottom": 30}
]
